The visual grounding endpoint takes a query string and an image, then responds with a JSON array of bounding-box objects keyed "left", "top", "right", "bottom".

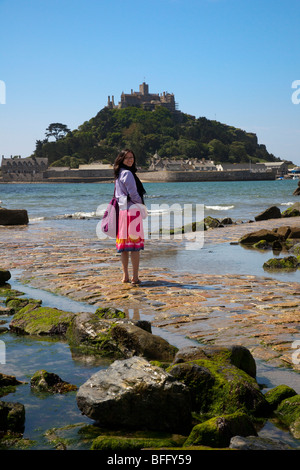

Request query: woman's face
[{"left": 123, "top": 152, "right": 134, "bottom": 167}]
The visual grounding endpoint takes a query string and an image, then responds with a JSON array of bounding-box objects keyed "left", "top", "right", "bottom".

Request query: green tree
[{"left": 45, "top": 123, "right": 70, "bottom": 141}]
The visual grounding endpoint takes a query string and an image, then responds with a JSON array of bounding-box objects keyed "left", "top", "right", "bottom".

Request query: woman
[{"left": 114, "top": 149, "right": 146, "bottom": 284}]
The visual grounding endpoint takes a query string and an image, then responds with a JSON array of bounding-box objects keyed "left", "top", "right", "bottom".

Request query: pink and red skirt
[{"left": 116, "top": 208, "right": 144, "bottom": 252}]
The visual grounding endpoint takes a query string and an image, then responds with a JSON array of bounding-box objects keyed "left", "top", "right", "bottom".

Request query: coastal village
[{"left": 0, "top": 153, "right": 294, "bottom": 183}]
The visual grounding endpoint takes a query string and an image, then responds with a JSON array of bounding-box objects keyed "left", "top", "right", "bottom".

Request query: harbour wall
[
  {"left": 138, "top": 170, "right": 276, "bottom": 182},
  {"left": 0, "top": 169, "right": 276, "bottom": 183}
]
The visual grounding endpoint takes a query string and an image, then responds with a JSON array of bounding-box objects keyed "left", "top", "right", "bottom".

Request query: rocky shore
[{"left": 0, "top": 204, "right": 300, "bottom": 450}]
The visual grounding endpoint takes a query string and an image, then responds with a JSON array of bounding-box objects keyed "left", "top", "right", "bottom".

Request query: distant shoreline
[{"left": 0, "top": 169, "right": 277, "bottom": 184}]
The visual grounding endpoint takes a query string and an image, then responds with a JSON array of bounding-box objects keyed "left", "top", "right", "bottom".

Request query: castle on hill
[{"left": 107, "top": 82, "right": 178, "bottom": 112}]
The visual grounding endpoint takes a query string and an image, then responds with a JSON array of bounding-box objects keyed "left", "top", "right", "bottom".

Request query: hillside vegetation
[{"left": 32, "top": 106, "right": 283, "bottom": 168}]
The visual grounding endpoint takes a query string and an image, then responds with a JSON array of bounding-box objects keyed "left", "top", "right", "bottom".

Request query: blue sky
[{"left": 1, "top": 0, "right": 300, "bottom": 164}]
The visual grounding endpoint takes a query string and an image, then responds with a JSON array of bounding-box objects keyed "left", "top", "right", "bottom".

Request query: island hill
[{"left": 0, "top": 82, "right": 291, "bottom": 183}]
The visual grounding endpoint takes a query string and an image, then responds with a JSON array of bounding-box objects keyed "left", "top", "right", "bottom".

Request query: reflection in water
[{"left": 143, "top": 241, "right": 300, "bottom": 282}]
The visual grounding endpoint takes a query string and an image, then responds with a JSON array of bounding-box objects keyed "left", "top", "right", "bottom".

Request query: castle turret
[{"left": 139, "top": 82, "right": 149, "bottom": 95}]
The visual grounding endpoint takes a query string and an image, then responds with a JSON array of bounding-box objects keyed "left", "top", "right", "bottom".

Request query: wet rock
[
  {"left": 0, "top": 373, "right": 23, "bottom": 388},
  {"left": 289, "top": 243, "right": 300, "bottom": 258},
  {"left": 184, "top": 412, "right": 257, "bottom": 448},
  {"left": 264, "top": 385, "right": 297, "bottom": 410},
  {"left": 282, "top": 202, "right": 300, "bottom": 217},
  {"left": 254, "top": 206, "right": 281, "bottom": 221},
  {"left": 169, "top": 356, "right": 269, "bottom": 418},
  {"left": 30, "top": 369, "right": 77, "bottom": 394},
  {"left": 168, "top": 362, "right": 215, "bottom": 412},
  {"left": 0, "top": 208, "right": 28, "bottom": 226},
  {"left": 229, "top": 435, "right": 294, "bottom": 450},
  {"left": 5, "top": 297, "right": 42, "bottom": 313},
  {"left": 275, "top": 394, "right": 300, "bottom": 439},
  {"left": 172, "top": 344, "right": 257, "bottom": 378},
  {"left": 67, "top": 311, "right": 121, "bottom": 357},
  {"left": 67, "top": 311, "right": 176, "bottom": 361},
  {"left": 0, "top": 305, "right": 13, "bottom": 316},
  {"left": 220, "top": 217, "right": 233, "bottom": 225},
  {"left": 76, "top": 356, "right": 192, "bottom": 433},
  {"left": 263, "top": 256, "right": 300, "bottom": 271},
  {"left": 9, "top": 304, "right": 75, "bottom": 336},
  {"left": 287, "top": 226, "right": 300, "bottom": 239},
  {"left": 253, "top": 239, "right": 272, "bottom": 250},
  {"left": 204, "top": 216, "right": 223, "bottom": 229},
  {"left": 293, "top": 187, "right": 300, "bottom": 196},
  {"left": 0, "top": 269, "right": 11, "bottom": 285},
  {"left": 0, "top": 287, "right": 24, "bottom": 298},
  {"left": 94, "top": 307, "right": 126, "bottom": 319},
  {"left": 274, "top": 225, "right": 292, "bottom": 239},
  {"left": 0, "top": 401, "right": 25, "bottom": 433},
  {"left": 293, "top": 184, "right": 300, "bottom": 196},
  {"left": 110, "top": 322, "right": 177, "bottom": 362},
  {"left": 91, "top": 432, "right": 186, "bottom": 451},
  {"left": 239, "top": 229, "right": 279, "bottom": 245}
]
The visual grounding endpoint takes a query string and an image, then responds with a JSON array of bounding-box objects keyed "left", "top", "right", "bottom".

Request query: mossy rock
[
  {"left": 5, "top": 297, "right": 42, "bottom": 313},
  {"left": 264, "top": 385, "right": 297, "bottom": 410},
  {"left": 91, "top": 433, "right": 185, "bottom": 451},
  {"left": 289, "top": 243, "right": 300, "bottom": 256},
  {"left": 239, "top": 229, "right": 279, "bottom": 245},
  {"left": 0, "top": 373, "right": 25, "bottom": 398},
  {"left": 263, "top": 255, "right": 300, "bottom": 271},
  {"left": 184, "top": 411, "right": 257, "bottom": 448},
  {"left": 66, "top": 312, "right": 123, "bottom": 358},
  {"left": 276, "top": 395, "right": 300, "bottom": 437},
  {"left": 9, "top": 305, "right": 75, "bottom": 336},
  {"left": 253, "top": 239, "right": 271, "bottom": 250},
  {"left": 0, "top": 401, "right": 25, "bottom": 433},
  {"left": 204, "top": 216, "right": 222, "bottom": 229},
  {"left": 0, "top": 287, "right": 24, "bottom": 298},
  {"left": 30, "top": 370, "right": 77, "bottom": 394},
  {"left": 282, "top": 203, "right": 300, "bottom": 217},
  {"left": 168, "top": 356, "right": 269, "bottom": 419},
  {"left": 173, "top": 344, "right": 257, "bottom": 378},
  {"left": 95, "top": 307, "right": 126, "bottom": 319},
  {"left": 0, "top": 434, "right": 35, "bottom": 450}
]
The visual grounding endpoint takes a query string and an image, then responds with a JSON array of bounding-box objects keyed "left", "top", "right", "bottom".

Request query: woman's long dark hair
[
  {"left": 113, "top": 149, "right": 137, "bottom": 179},
  {"left": 114, "top": 149, "right": 146, "bottom": 204}
]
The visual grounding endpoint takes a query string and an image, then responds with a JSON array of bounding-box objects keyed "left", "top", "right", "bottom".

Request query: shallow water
[
  {"left": 1, "top": 179, "right": 298, "bottom": 227},
  {"left": 1, "top": 277, "right": 300, "bottom": 449},
  {"left": 142, "top": 239, "right": 300, "bottom": 283}
]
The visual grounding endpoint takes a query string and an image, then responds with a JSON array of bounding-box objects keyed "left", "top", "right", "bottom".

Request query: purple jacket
[{"left": 115, "top": 168, "right": 143, "bottom": 210}]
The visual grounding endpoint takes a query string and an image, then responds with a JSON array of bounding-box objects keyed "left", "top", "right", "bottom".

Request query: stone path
[{"left": 1, "top": 217, "right": 300, "bottom": 372}]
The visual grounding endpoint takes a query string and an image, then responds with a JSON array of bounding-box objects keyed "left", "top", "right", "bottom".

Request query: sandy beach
[{"left": 1, "top": 216, "right": 300, "bottom": 377}]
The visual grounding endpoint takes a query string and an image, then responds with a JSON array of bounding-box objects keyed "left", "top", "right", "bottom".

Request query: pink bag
[{"left": 100, "top": 188, "right": 119, "bottom": 238}]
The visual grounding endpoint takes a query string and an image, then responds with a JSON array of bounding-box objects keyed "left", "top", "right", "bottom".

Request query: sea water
[
  {"left": 1, "top": 179, "right": 299, "bottom": 280},
  {"left": 1, "top": 179, "right": 298, "bottom": 231}
]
